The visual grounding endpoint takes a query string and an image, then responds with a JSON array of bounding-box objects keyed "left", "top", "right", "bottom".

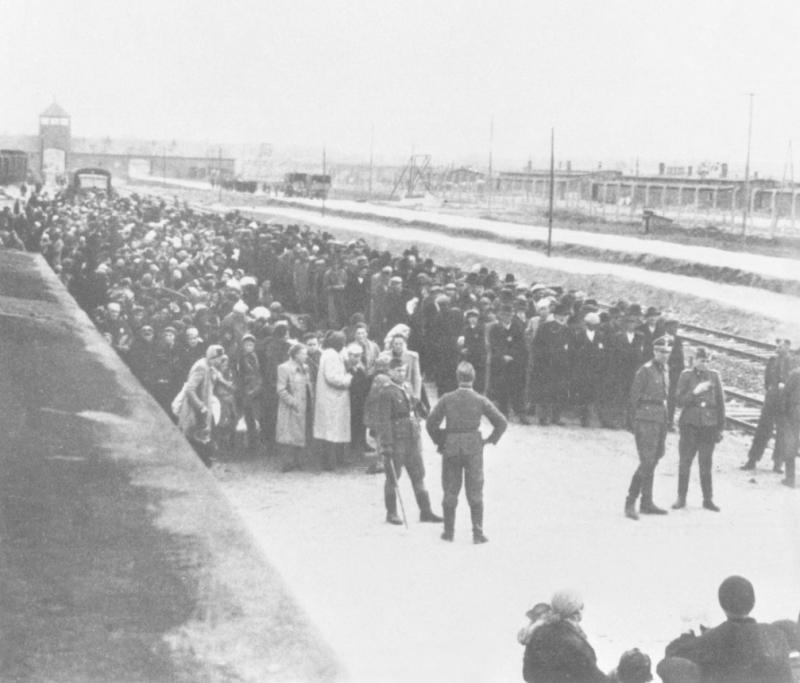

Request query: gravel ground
[{"left": 211, "top": 415, "right": 800, "bottom": 683}]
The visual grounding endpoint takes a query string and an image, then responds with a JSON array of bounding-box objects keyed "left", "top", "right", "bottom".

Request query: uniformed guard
[
  {"left": 426, "top": 362, "right": 508, "bottom": 543},
  {"left": 625, "top": 335, "right": 672, "bottom": 520},
  {"left": 673, "top": 347, "right": 725, "bottom": 511},
  {"left": 376, "top": 358, "right": 443, "bottom": 525}
]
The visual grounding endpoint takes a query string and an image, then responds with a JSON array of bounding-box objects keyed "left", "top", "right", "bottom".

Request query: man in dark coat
[
  {"left": 459, "top": 309, "right": 487, "bottom": 394},
  {"left": 625, "top": 336, "right": 671, "bottom": 520},
  {"left": 657, "top": 576, "right": 792, "bottom": 683},
  {"left": 672, "top": 346, "right": 725, "bottom": 511},
  {"left": 603, "top": 312, "right": 646, "bottom": 429},
  {"left": 486, "top": 304, "right": 530, "bottom": 424},
  {"left": 426, "top": 362, "right": 507, "bottom": 543},
  {"left": 742, "top": 338, "right": 794, "bottom": 472},
  {"left": 638, "top": 306, "right": 665, "bottom": 362},
  {"left": 569, "top": 311, "right": 608, "bottom": 428},
  {"left": 150, "top": 326, "right": 182, "bottom": 417},
  {"left": 531, "top": 302, "right": 571, "bottom": 426},
  {"left": 234, "top": 333, "right": 263, "bottom": 452},
  {"left": 344, "top": 264, "right": 371, "bottom": 320}
]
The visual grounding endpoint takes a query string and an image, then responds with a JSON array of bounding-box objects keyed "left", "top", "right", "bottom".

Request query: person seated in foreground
[
  {"left": 522, "top": 589, "right": 609, "bottom": 682},
  {"left": 657, "top": 575, "right": 793, "bottom": 683}
]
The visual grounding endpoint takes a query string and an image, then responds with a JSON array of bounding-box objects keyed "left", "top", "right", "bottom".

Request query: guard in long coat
[
  {"left": 377, "top": 358, "right": 442, "bottom": 525},
  {"left": 426, "top": 362, "right": 507, "bottom": 543},
  {"left": 625, "top": 336, "right": 672, "bottom": 519},
  {"left": 313, "top": 332, "right": 352, "bottom": 470},
  {"left": 276, "top": 343, "right": 313, "bottom": 471}
]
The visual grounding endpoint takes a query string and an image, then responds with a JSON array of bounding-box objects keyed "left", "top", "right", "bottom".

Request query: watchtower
[{"left": 39, "top": 101, "right": 71, "bottom": 181}]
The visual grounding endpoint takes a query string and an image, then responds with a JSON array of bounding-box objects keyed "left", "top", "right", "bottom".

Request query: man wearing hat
[
  {"left": 426, "top": 362, "right": 507, "bottom": 543},
  {"left": 459, "top": 308, "right": 487, "bottom": 394},
  {"left": 625, "top": 335, "right": 672, "bottom": 519},
  {"left": 657, "top": 575, "right": 792, "bottom": 682},
  {"left": 530, "top": 301, "right": 571, "bottom": 426},
  {"left": 234, "top": 333, "right": 263, "bottom": 452},
  {"left": 486, "top": 303, "right": 530, "bottom": 424},
  {"left": 638, "top": 306, "right": 665, "bottom": 362},
  {"left": 150, "top": 325, "right": 182, "bottom": 418},
  {"left": 570, "top": 310, "right": 608, "bottom": 428},
  {"left": 673, "top": 347, "right": 725, "bottom": 511},
  {"left": 604, "top": 309, "right": 647, "bottom": 429},
  {"left": 376, "top": 358, "right": 443, "bottom": 525}
]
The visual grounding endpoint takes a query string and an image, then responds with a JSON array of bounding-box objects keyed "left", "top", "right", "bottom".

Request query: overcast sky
[{"left": 3, "top": 0, "right": 799, "bottom": 176}]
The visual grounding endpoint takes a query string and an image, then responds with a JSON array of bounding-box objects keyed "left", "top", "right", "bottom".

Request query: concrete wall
[{"left": 0, "top": 249, "right": 341, "bottom": 682}]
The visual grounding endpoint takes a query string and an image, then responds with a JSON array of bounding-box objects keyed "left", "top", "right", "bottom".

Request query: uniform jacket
[
  {"left": 313, "top": 347, "right": 352, "bottom": 443},
  {"left": 375, "top": 380, "right": 420, "bottom": 456},
  {"left": 664, "top": 617, "right": 792, "bottom": 683},
  {"left": 630, "top": 360, "right": 669, "bottom": 424},
  {"left": 390, "top": 349, "right": 422, "bottom": 401},
  {"left": 676, "top": 366, "right": 725, "bottom": 430},
  {"left": 363, "top": 373, "right": 392, "bottom": 430},
  {"left": 276, "top": 359, "right": 313, "bottom": 447},
  {"left": 426, "top": 387, "right": 507, "bottom": 458}
]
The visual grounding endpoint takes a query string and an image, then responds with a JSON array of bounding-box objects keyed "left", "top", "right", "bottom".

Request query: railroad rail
[{"left": 724, "top": 388, "right": 763, "bottom": 433}]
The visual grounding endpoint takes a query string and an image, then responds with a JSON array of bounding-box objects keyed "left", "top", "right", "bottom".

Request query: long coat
[
  {"left": 530, "top": 320, "right": 570, "bottom": 404},
  {"left": 276, "top": 359, "right": 313, "bottom": 447},
  {"left": 313, "top": 347, "right": 352, "bottom": 443},
  {"left": 522, "top": 620, "right": 608, "bottom": 683}
]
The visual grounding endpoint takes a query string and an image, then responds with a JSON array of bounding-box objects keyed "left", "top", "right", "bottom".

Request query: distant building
[{"left": 0, "top": 102, "right": 236, "bottom": 185}]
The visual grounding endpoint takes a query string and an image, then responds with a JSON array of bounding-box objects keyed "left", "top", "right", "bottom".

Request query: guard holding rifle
[
  {"left": 376, "top": 358, "right": 443, "bottom": 526},
  {"left": 672, "top": 347, "right": 725, "bottom": 511},
  {"left": 426, "top": 362, "right": 507, "bottom": 543}
]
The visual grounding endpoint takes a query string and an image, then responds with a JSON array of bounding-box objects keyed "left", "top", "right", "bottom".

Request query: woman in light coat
[
  {"left": 276, "top": 343, "right": 313, "bottom": 472},
  {"left": 313, "top": 331, "right": 352, "bottom": 470}
]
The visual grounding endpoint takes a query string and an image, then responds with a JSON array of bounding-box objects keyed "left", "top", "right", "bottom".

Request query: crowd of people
[
  {"left": 4, "top": 185, "right": 800, "bottom": 680},
  {"left": 2, "top": 186, "right": 799, "bottom": 491},
  {"left": 519, "top": 576, "right": 799, "bottom": 682}
]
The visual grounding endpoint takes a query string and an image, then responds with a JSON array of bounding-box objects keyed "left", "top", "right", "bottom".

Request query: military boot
[
  {"left": 416, "top": 490, "right": 443, "bottom": 523},
  {"left": 385, "top": 492, "right": 402, "bottom": 525},
  {"left": 441, "top": 506, "right": 456, "bottom": 542},
  {"left": 624, "top": 498, "right": 639, "bottom": 520},
  {"left": 470, "top": 503, "right": 488, "bottom": 544}
]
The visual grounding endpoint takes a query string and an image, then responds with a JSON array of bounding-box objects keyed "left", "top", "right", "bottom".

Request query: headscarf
[{"left": 545, "top": 589, "right": 586, "bottom": 638}]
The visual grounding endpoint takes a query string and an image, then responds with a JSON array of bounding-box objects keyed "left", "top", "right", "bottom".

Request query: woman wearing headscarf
[
  {"left": 522, "top": 589, "right": 608, "bottom": 682},
  {"left": 173, "top": 344, "right": 228, "bottom": 467}
]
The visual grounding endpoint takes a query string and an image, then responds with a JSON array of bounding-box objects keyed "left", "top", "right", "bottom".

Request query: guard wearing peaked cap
[
  {"left": 672, "top": 346, "right": 725, "bottom": 511},
  {"left": 625, "top": 335, "right": 672, "bottom": 519},
  {"left": 426, "top": 362, "right": 507, "bottom": 543}
]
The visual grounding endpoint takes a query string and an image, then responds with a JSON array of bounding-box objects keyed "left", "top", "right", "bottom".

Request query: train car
[
  {"left": 71, "top": 168, "right": 112, "bottom": 193},
  {"left": 284, "top": 172, "right": 310, "bottom": 197},
  {"left": 0, "top": 149, "right": 29, "bottom": 186}
]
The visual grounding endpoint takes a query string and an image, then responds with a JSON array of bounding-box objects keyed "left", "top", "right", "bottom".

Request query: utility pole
[
  {"left": 487, "top": 115, "right": 494, "bottom": 216},
  {"left": 162, "top": 145, "right": 167, "bottom": 187},
  {"left": 547, "top": 128, "right": 555, "bottom": 257},
  {"left": 368, "top": 124, "right": 374, "bottom": 201},
  {"left": 742, "top": 93, "right": 754, "bottom": 239}
]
